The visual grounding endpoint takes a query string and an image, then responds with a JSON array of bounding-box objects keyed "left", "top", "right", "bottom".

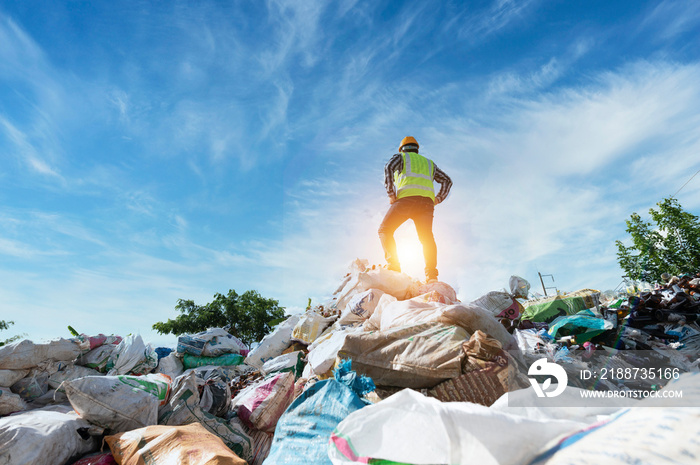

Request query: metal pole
[{"left": 539, "top": 272, "right": 547, "bottom": 296}]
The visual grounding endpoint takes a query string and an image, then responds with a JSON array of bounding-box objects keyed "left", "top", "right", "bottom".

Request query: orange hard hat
[{"left": 399, "top": 136, "right": 418, "bottom": 151}]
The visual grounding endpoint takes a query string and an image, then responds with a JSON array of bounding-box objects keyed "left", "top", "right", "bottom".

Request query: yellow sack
[
  {"left": 290, "top": 311, "right": 335, "bottom": 345},
  {"left": 105, "top": 422, "right": 246, "bottom": 465}
]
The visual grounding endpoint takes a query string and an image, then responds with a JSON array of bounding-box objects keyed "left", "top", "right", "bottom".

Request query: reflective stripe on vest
[{"left": 394, "top": 151, "right": 436, "bottom": 200}]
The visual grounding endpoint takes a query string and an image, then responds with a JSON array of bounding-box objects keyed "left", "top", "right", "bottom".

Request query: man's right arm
[{"left": 384, "top": 153, "right": 402, "bottom": 203}]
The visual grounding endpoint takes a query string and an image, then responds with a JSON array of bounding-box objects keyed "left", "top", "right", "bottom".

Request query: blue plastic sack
[
  {"left": 547, "top": 309, "right": 614, "bottom": 343},
  {"left": 262, "top": 361, "right": 372, "bottom": 465},
  {"left": 155, "top": 347, "right": 173, "bottom": 360}
]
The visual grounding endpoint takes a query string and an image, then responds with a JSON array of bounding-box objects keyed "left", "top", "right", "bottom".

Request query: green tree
[
  {"left": 616, "top": 197, "right": 700, "bottom": 282},
  {"left": 0, "top": 320, "right": 22, "bottom": 347},
  {"left": 152, "top": 289, "right": 285, "bottom": 348}
]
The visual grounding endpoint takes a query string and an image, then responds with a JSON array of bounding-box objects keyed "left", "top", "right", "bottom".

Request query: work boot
[
  {"left": 385, "top": 262, "right": 401, "bottom": 273},
  {"left": 425, "top": 268, "right": 438, "bottom": 284}
]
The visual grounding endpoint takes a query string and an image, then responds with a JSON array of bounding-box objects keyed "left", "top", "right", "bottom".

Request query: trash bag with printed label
[{"left": 64, "top": 373, "right": 171, "bottom": 432}]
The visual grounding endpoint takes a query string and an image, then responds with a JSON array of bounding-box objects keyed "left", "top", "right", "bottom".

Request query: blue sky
[{"left": 2, "top": 0, "right": 700, "bottom": 347}]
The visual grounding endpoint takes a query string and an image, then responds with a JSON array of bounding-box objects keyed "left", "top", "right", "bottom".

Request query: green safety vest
[{"left": 394, "top": 151, "right": 436, "bottom": 201}]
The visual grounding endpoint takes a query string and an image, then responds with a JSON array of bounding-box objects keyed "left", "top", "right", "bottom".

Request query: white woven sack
[
  {"left": 245, "top": 314, "right": 301, "bottom": 369},
  {"left": 48, "top": 364, "right": 102, "bottom": 390},
  {"left": 290, "top": 311, "right": 336, "bottom": 345},
  {"left": 237, "top": 371, "right": 295, "bottom": 432},
  {"left": 0, "top": 405, "right": 99, "bottom": 465},
  {"left": 358, "top": 268, "right": 417, "bottom": 300},
  {"left": 307, "top": 329, "right": 355, "bottom": 375},
  {"left": 106, "top": 334, "right": 157, "bottom": 376},
  {"left": 338, "top": 289, "right": 385, "bottom": 325},
  {"left": 196, "top": 328, "right": 247, "bottom": 356},
  {"left": 160, "top": 371, "right": 254, "bottom": 462},
  {"left": 362, "top": 293, "right": 397, "bottom": 332},
  {"left": 471, "top": 291, "right": 516, "bottom": 317},
  {"left": 328, "top": 389, "right": 584, "bottom": 465},
  {"left": 154, "top": 352, "right": 184, "bottom": 380},
  {"left": 0, "top": 339, "right": 81, "bottom": 370},
  {"left": 0, "top": 386, "right": 28, "bottom": 416},
  {"left": 0, "top": 369, "right": 29, "bottom": 387},
  {"left": 379, "top": 299, "right": 516, "bottom": 351},
  {"left": 64, "top": 373, "right": 170, "bottom": 432}
]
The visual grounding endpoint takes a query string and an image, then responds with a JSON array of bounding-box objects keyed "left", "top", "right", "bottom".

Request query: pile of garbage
[{"left": 1, "top": 260, "right": 699, "bottom": 465}]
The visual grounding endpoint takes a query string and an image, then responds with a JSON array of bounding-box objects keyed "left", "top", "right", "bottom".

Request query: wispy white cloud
[
  {"left": 0, "top": 237, "right": 47, "bottom": 259},
  {"left": 0, "top": 115, "right": 62, "bottom": 178},
  {"left": 335, "top": 0, "right": 361, "bottom": 18},
  {"left": 0, "top": 15, "right": 46, "bottom": 78},
  {"left": 438, "top": 62, "right": 700, "bottom": 295},
  {"left": 261, "top": 0, "right": 329, "bottom": 72},
  {"left": 640, "top": 0, "right": 700, "bottom": 41},
  {"left": 107, "top": 89, "right": 130, "bottom": 124},
  {"left": 257, "top": 79, "right": 293, "bottom": 146},
  {"left": 457, "top": 0, "right": 539, "bottom": 42}
]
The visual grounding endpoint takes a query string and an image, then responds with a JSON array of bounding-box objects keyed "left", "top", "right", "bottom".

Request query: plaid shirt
[{"left": 384, "top": 152, "right": 453, "bottom": 204}]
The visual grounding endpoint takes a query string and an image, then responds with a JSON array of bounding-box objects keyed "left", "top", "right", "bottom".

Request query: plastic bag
[
  {"left": 0, "top": 369, "right": 29, "bottom": 388},
  {"left": 361, "top": 293, "right": 397, "bottom": 332},
  {"left": 11, "top": 371, "right": 49, "bottom": 400},
  {"left": 291, "top": 311, "right": 336, "bottom": 345},
  {"left": 0, "top": 405, "right": 100, "bottom": 465},
  {"left": 514, "top": 328, "right": 552, "bottom": 354},
  {"left": 328, "top": 389, "right": 584, "bottom": 465},
  {"left": 77, "top": 344, "right": 117, "bottom": 372},
  {"left": 201, "top": 329, "right": 247, "bottom": 356},
  {"left": 159, "top": 371, "right": 253, "bottom": 462},
  {"left": 182, "top": 352, "right": 244, "bottom": 369},
  {"left": 0, "top": 386, "right": 28, "bottom": 416},
  {"left": 471, "top": 291, "right": 523, "bottom": 320},
  {"left": 338, "top": 289, "right": 385, "bottom": 325},
  {"left": 307, "top": 330, "right": 356, "bottom": 376},
  {"left": 241, "top": 425, "right": 274, "bottom": 465},
  {"left": 154, "top": 351, "right": 184, "bottom": 379},
  {"left": 410, "top": 281, "right": 458, "bottom": 303},
  {"left": 237, "top": 371, "right": 296, "bottom": 432},
  {"left": 547, "top": 309, "right": 614, "bottom": 343},
  {"left": 333, "top": 264, "right": 418, "bottom": 313},
  {"left": 379, "top": 300, "right": 517, "bottom": 351},
  {"left": 530, "top": 403, "right": 700, "bottom": 464},
  {"left": 64, "top": 373, "right": 171, "bottom": 432},
  {"left": 73, "top": 334, "right": 122, "bottom": 351},
  {"left": 337, "top": 323, "right": 467, "bottom": 389},
  {"left": 521, "top": 289, "right": 600, "bottom": 323},
  {"left": 332, "top": 260, "right": 370, "bottom": 312},
  {"left": 428, "top": 330, "right": 528, "bottom": 406},
  {"left": 263, "top": 364, "right": 370, "bottom": 465},
  {"left": 48, "top": 364, "right": 102, "bottom": 391},
  {"left": 106, "top": 334, "right": 158, "bottom": 376},
  {"left": 0, "top": 338, "right": 82, "bottom": 370},
  {"left": 245, "top": 314, "right": 301, "bottom": 369},
  {"left": 105, "top": 423, "right": 246, "bottom": 465},
  {"left": 509, "top": 275, "right": 530, "bottom": 298},
  {"left": 189, "top": 366, "right": 232, "bottom": 418},
  {"left": 260, "top": 350, "right": 306, "bottom": 378},
  {"left": 177, "top": 328, "right": 247, "bottom": 357},
  {"left": 358, "top": 268, "right": 418, "bottom": 300}
]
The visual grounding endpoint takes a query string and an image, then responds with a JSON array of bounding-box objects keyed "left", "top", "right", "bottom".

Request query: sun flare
[{"left": 395, "top": 231, "right": 425, "bottom": 278}]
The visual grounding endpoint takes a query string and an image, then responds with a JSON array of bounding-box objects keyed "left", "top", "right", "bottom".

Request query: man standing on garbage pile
[{"left": 379, "top": 136, "right": 453, "bottom": 284}]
